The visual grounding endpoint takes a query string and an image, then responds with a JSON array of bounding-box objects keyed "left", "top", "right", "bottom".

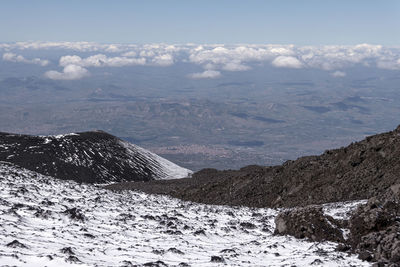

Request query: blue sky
[{"left": 0, "top": 0, "right": 399, "bottom": 45}]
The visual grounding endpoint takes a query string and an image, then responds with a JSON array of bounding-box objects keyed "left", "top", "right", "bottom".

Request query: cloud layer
[
  {"left": 189, "top": 70, "right": 221, "bottom": 79},
  {"left": 1, "top": 42, "right": 400, "bottom": 80},
  {"left": 44, "top": 65, "right": 89, "bottom": 80},
  {"left": 331, "top": 70, "right": 346, "bottom": 77},
  {"left": 2, "top": 52, "right": 49, "bottom": 66},
  {"left": 59, "top": 54, "right": 147, "bottom": 67},
  {"left": 271, "top": 56, "right": 303, "bottom": 68}
]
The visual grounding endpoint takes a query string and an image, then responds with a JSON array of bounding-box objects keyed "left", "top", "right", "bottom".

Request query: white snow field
[{"left": 0, "top": 162, "right": 369, "bottom": 266}]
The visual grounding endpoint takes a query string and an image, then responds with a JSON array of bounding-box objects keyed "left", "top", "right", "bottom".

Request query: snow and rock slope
[
  {"left": 0, "top": 161, "right": 368, "bottom": 266},
  {"left": 0, "top": 131, "right": 191, "bottom": 183}
]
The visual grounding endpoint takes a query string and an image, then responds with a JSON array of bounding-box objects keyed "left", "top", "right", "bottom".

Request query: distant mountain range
[{"left": 0, "top": 130, "right": 192, "bottom": 183}]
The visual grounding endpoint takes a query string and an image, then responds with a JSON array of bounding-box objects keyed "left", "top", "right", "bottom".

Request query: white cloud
[
  {"left": 298, "top": 44, "right": 385, "bottom": 70},
  {"left": 58, "top": 53, "right": 175, "bottom": 68},
  {"left": 139, "top": 50, "right": 156, "bottom": 57},
  {"left": 7, "top": 41, "right": 128, "bottom": 52},
  {"left": 377, "top": 58, "right": 400, "bottom": 70},
  {"left": 12, "top": 42, "right": 101, "bottom": 51},
  {"left": 105, "top": 44, "right": 121, "bottom": 53},
  {"left": 59, "top": 55, "right": 82, "bottom": 66},
  {"left": 186, "top": 43, "right": 400, "bottom": 73},
  {"left": 331, "top": 70, "right": 346, "bottom": 77},
  {"left": 151, "top": 54, "right": 174, "bottom": 66},
  {"left": 1, "top": 42, "right": 399, "bottom": 80},
  {"left": 222, "top": 61, "right": 251, "bottom": 71},
  {"left": 45, "top": 51, "right": 176, "bottom": 80},
  {"left": 59, "top": 54, "right": 147, "bottom": 67},
  {"left": 2, "top": 52, "right": 49, "bottom": 66},
  {"left": 44, "top": 64, "right": 89, "bottom": 80},
  {"left": 121, "top": 51, "right": 137, "bottom": 57},
  {"left": 190, "top": 46, "right": 264, "bottom": 65},
  {"left": 271, "top": 56, "right": 303, "bottom": 68},
  {"left": 188, "top": 45, "right": 297, "bottom": 73},
  {"left": 189, "top": 70, "right": 221, "bottom": 79}
]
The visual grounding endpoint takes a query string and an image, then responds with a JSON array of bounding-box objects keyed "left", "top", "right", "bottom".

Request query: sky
[{"left": 0, "top": 0, "right": 399, "bottom": 45}]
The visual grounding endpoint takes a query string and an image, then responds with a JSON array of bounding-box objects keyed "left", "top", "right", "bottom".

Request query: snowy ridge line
[
  {"left": 0, "top": 162, "right": 368, "bottom": 266},
  {"left": 119, "top": 140, "right": 192, "bottom": 180},
  {"left": 39, "top": 133, "right": 80, "bottom": 139}
]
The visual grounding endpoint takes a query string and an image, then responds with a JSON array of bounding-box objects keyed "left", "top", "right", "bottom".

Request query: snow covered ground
[
  {"left": 119, "top": 140, "right": 192, "bottom": 180},
  {"left": 0, "top": 161, "right": 369, "bottom": 266}
]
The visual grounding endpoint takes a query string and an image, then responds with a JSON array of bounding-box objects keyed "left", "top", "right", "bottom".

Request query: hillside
[
  {"left": 107, "top": 125, "right": 400, "bottom": 208},
  {"left": 0, "top": 131, "right": 191, "bottom": 183}
]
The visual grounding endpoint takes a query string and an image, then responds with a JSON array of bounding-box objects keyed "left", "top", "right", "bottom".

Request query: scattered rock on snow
[
  {"left": 210, "top": 255, "right": 225, "bottom": 263},
  {"left": 240, "top": 222, "right": 257, "bottom": 229},
  {"left": 63, "top": 207, "right": 85, "bottom": 221},
  {"left": 66, "top": 255, "right": 81, "bottom": 263},
  {"left": 6, "top": 240, "right": 28, "bottom": 249},
  {"left": 60, "top": 247, "right": 75, "bottom": 255},
  {"left": 167, "top": 247, "right": 184, "bottom": 254},
  {"left": 143, "top": 260, "right": 168, "bottom": 267},
  {"left": 152, "top": 249, "right": 165, "bottom": 255},
  {"left": 193, "top": 229, "right": 206, "bottom": 236}
]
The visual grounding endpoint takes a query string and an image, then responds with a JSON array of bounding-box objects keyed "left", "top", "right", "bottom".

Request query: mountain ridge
[
  {"left": 0, "top": 130, "right": 192, "bottom": 183},
  {"left": 107, "top": 125, "right": 400, "bottom": 208}
]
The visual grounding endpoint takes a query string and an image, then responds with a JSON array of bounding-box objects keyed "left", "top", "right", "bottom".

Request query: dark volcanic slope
[
  {"left": 0, "top": 131, "right": 191, "bottom": 183},
  {"left": 107, "top": 125, "right": 400, "bottom": 208}
]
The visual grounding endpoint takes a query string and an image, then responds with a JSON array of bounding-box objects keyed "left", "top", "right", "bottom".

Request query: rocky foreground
[
  {"left": 273, "top": 184, "right": 400, "bottom": 265},
  {"left": 0, "top": 161, "right": 367, "bottom": 266}
]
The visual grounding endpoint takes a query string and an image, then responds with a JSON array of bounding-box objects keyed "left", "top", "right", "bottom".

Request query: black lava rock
[
  {"left": 6, "top": 240, "right": 28, "bottom": 249},
  {"left": 210, "top": 256, "right": 225, "bottom": 263}
]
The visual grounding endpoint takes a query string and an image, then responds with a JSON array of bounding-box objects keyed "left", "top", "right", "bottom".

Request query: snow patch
[{"left": 119, "top": 140, "right": 192, "bottom": 179}]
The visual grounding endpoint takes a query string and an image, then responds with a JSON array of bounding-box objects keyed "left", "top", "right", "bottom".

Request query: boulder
[
  {"left": 348, "top": 184, "right": 400, "bottom": 264},
  {"left": 274, "top": 206, "right": 343, "bottom": 242}
]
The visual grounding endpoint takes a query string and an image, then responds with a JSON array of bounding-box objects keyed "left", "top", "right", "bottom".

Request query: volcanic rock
[
  {"left": 348, "top": 184, "right": 400, "bottom": 264},
  {"left": 274, "top": 206, "right": 344, "bottom": 242}
]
